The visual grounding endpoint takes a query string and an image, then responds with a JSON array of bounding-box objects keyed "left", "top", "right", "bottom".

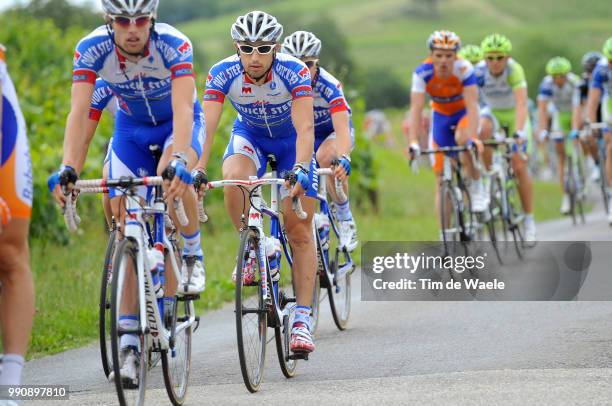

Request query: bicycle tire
[
  {"left": 505, "top": 181, "right": 525, "bottom": 259},
  {"left": 110, "top": 238, "right": 149, "bottom": 406},
  {"left": 488, "top": 175, "right": 507, "bottom": 263},
  {"left": 598, "top": 145, "right": 609, "bottom": 214},
  {"left": 235, "top": 228, "right": 267, "bottom": 393},
  {"left": 99, "top": 229, "right": 116, "bottom": 378},
  {"left": 440, "top": 181, "right": 461, "bottom": 257},
  {"left": 310, "top": 268, "right": 321, "bottom": 334},
  {"left": 161, "top": 297, "right": 193, "bottom": 405},
  {"left": 567, "top": 155, "right": 578, "bottom": 226},
  {"left": 275, "top": 298, "right": 297, "bottom": 378},
  {"left": 326, "top": 211, "right": 352, "bottom": 331}
]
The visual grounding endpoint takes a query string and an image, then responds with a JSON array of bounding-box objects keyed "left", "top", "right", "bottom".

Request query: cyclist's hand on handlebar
[
  {"left": 162, "top": 157, "right": 192, "bottom": 201},
  {"left": 48, "top": 165, "right": 78, "bottom": 208},
  {"left": 285, "top": 163, "right": 310, "bottom": 199},
  {"left": 334, "top": 154, "right": 351, "bottom": 182},
  {"left": 472, "top": 138, "right": 484, "bottom": 156},
  {"left": 513, "top": 130, "right": 527, "bottom": 144},
  {"left": 191, "top": 167, "right": 208, "bottom": 198},
  {"left": 538, "top": 129, "right": 549, "bottom": 142},
  {"left": 408, "top": 142, "right": 421, "bottom": 160}
]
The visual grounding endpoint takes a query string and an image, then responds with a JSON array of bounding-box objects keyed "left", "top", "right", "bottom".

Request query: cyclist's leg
[
  {"left": 0, "top": 117, "right": 34, "bottom": 385},
  {"left": 431, "top": 112, "right": 459, "bottom": 220},
  {"left": 221, "top": 123, "right": 264, "bottom": 231},
  {"left": 455, "top": 112, "right": 480, "bottom": 180},
  {"left": 478, "top": 107, "right": 497, "bottom": 170},
  {"left": 551, "top": 109, "right": 566, "bottom": 191}
]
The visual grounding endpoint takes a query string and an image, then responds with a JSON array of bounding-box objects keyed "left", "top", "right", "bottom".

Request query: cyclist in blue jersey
[
  {"left": 48, "top": 0, "right": 205, "bottom": 386},
  {"left": 195, "top": 11, "right": 318, "bottom": 356},
  {"left": 281, "top": 30, "right": 358, "bottom": 252},
  {"left": 587, "top": 37, "right": 612, "bottom": 224}
]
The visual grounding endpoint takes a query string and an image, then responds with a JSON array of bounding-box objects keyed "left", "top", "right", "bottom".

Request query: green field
[{"left": 180, "top": 0, "right": 611, "bottom": 94}]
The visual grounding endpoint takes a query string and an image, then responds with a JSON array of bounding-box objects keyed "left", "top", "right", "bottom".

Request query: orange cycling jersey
[{"left": 411, "top": 57, "right": 477, "bottom": 115}]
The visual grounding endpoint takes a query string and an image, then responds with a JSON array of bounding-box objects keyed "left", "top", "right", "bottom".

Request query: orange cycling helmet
[{"left": 428, "top": 30, "right": 461, "bottom": 52}]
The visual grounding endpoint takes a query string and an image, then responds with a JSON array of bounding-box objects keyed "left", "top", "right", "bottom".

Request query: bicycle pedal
[{"left": 288, "top": 352, "right": 309, "bottom": 360}]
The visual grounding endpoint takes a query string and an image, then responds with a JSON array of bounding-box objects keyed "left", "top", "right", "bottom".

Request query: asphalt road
[{"left": 23, "top": 198, "right": 612, "bottom": 405}]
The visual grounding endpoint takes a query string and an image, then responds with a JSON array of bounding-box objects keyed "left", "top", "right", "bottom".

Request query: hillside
[{"left": 180, "top": 0, "right": 612, "bottom": 97}]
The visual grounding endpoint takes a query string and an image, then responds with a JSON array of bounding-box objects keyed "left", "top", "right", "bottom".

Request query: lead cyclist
[
  {"left": 48, "top": 0, "right": 205, "bottom": 386},
  {"left": 281, "top": 30, "right": 358, "bottom": 252}
]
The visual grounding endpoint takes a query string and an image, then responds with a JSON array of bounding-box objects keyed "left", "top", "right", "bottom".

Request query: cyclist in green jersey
[
  {"left": 536, "top": 57, "right": 582, "bottom": 214},
  {"left": 475, "top": 34, "right": 536, "bottom": 244}
]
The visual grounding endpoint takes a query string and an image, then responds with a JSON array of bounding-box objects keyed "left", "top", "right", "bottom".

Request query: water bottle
[
  {"left": 148, "top": 248, "right": 165, "bottom": 298},
  {"left": 314, "top": 213, "right": 330, "bottom": 251},
  {"left": 265, "top": 236, "right": 281, "bottom": 282}
]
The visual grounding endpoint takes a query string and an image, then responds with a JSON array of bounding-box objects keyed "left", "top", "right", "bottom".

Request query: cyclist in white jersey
[
  {"left": 536, "top": 57, "right": 582, "bottom": 214},
  {"left": 0, "top": 43, "right": 35, "bottom": 387},
  {"left": 281, "top": 30, "right": 358, "bottom": 251}
]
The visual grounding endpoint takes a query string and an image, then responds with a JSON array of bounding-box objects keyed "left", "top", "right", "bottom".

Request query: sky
[{"left": 0, "top": 0, "right": 101, "bottom": 11}]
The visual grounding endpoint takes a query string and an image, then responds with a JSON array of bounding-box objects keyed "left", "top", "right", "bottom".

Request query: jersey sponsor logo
[
  {"left": 156, "top": 40, "right": 179, "bottom": 63},
  {"left": 203, "top": 92, "right": 221, "bottom": 101},
  {"left": 270, "top": 81, "right": 277, "bottom": 90},
  {"left": 174, "top": 67, "right": 193, "bottom": 76},
  {"left": 242, "top": 86, "right": 252, "bottom": 94},
  {"left": 242, "top": 145, "right": 255, "bottom": 155},
  {"left": 77, "top": 39, "right": 113, "bottom": 68},
  {"left": 206, "top": 73, "right": 213, "bottom": 86},
  {"left": 178, "top": 41, "right": 192, "bottom": 56},
  {"left": 73, "top": 50, "right": 81, "bottom": 65},
  {"left": 298, "top": 66, "right": 310, "bottom": 80},
  {"left": 294, "top": 89, "right": 312, "bottom": 98},
  {"left": 274, "top": 63, "right": 301, "bottom": 86},
  {"left": 330, "top": 98, "right": 346, "bottom": 109}
]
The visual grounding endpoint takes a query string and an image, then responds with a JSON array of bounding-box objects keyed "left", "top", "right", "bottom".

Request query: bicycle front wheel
[
  {"left": 99, "top": 229, "right": 117, "bottom": 378},
  {"left": 440, "top": 181, "right": 461, "bottom": 257},
  {"left": 161, "top": 297, "right": 193, "bottom": 405},
  {"left": 110, "top": 238, "right": 149, "bottom": 406},
  {"left": 505, "top": 181, "right": 525, "bottom": 259},
  {"left": 235, "top": 228, "right": 267, "bottom": 393}
]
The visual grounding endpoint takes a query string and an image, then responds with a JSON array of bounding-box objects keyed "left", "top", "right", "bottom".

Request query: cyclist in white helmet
[
  {"left": 48, "top": 0, "right": 206, "bottom": 386},
  {"left": 281, "top": 30, "right": 358, "bottom": 252},
  {"left": 197, "top": 11, "right": 318, "bottom": 356}
]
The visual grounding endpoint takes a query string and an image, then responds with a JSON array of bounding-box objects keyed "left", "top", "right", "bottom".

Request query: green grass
[
  {"left": 179, "top": 0, "right": 612, "bottom": 89},
  {"left": 26, "top": 106, "right": 564, "bottom": 358}
]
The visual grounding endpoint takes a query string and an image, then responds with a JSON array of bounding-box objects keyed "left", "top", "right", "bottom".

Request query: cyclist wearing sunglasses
[
  {"left": 475, "top": 33, "right": 536, "bottom": 243},
  {"left": 0, "top": 43, "right": 35, "bottom": 388},
  {"left": 407, "top": 31, "right": 488, "bottom": 223},
  {"left": 281, "top": 31, "right": 358, "bottom": 252},
  {"left": 198, "top": 11, "right": 318, "bottom": 356},
  {"left": 48, "top": 0, "right": 206, "bottom": 385},
  {"left": 536, "top": 57, "right": 581, "bottom": 215},
  {"left": 587, "top": 37, "right": 612, "bottom": 224}
]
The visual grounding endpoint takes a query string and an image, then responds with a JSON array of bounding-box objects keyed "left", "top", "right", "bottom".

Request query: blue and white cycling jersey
[
  {"left": 203, "top": 52, "right": 313, "bottom": 138},
  {"left": 313, "top": 67, "right": 351, "bottom": 138},
  {"left": 73, "top": 23, "right": 196, "bottom": 125},
  {"left": 89, "top": 78, "right": 118, "bottom": 121},
  {"left": 591, "top": 62, "right": 612, "bottom": 120}
]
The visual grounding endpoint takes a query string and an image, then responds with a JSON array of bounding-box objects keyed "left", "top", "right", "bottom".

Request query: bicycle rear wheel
[
  {"left": 310, "top": 269, "right": 321, "bottom": 334},
  {"left": 99, "top": 228, "right": 117, "bottom": 378},
  {"left": 440, "top": 181, "right": 461, "bottom": 257},
  {"left": 489, "top": 176, "right": 507, "bottom": 263},
  {"left": 328, "top": 246, "right": 352, "bottom": 331},
  {"left": 161, "top": 296, "right": 193, "bottom": 405},
  {"left": 598, "top": 144, "right": 609, "bottom": 214},
  {"left": 110, "top": 238, "right": 149, "bottom": 406},
  {"left": 235, "top": 228, "right": 267, "bottom": 393},
  {"left": 567, "top": 155, "right": 578, "bottom": 226}
]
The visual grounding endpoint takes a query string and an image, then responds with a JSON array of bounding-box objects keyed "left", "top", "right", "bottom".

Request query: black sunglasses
[
  {"left": 486, "top": 55, "right": 506, "bottom": 61},
  {"left": 304, "top": 60, "right": 318, "bottom": 68},
  {"left": 238, "top": 44, "right": 274, "bottom": 55}
]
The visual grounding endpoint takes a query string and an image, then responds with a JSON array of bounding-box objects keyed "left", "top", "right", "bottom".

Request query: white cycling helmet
[
  {"left": 281, "top": 31, "right": 322, "bottom": 58},
  {"left": 101, "top": 0, "right": 159, "bottom": 16},
  {"left": 231, "top": 11, "right": 283, "bottom": 43}
]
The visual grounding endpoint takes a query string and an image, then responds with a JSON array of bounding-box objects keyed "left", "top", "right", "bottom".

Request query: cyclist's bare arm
[
  {"left": 586, "top": 87, "right": 602, "bottom": 124},
  {"left": 199, "top": 100, "right": 224, "bottom": 172},
  {"left": 463, "top": 85, "right": 479, "bottom": 140},
  {"left": 408, "top": 91, "right": 425, "bottom": 146},
  {"left": 62, "top": 82, "right": 95, "bottom": 171},
  {"left": 291, "top": 96, "right": 315, "bottom": 165},
  {"left": 514, "top": 86, "right": 529, "bottom": 136},
  {"left": 331, "top": 110, "right": 351, "bottom": 156},
  {"left": 75, "top": 117, "right": 101, "bottom": 173},
  {"left": 171, "top": 76, "right": 196, "bottom": 157},
  {"left": 571, "top": 103, "right": 583, "bottom": 133},
  {"left": 537, "top": 98, "right": 550, "bottom": 135}
]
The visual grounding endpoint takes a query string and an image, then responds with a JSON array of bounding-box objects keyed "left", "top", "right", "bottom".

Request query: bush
[{"left": 363, "top": 67, "right": 409, "bottom": 110}]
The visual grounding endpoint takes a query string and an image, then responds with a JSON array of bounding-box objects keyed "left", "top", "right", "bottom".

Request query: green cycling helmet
[
  {"left": 546, "top": 56, "right": 572, "bottom": 75},
  {"left": 603, "top": 37, "right": 612, "bottom": 59},
  {"left": 481, "top": 33, "right": 512, "bottom": 55},
  {"left": 458, "top": 44, "right": 483, "bottom": 64}
]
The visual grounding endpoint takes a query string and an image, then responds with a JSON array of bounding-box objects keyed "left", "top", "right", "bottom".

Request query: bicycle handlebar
[
  {"left": 204, "top": 178, "right": 307, "bottom": 220},
  {"left": 63, "top": 176, "right": 188, "bottom": 232},
  {"left": 316, "top": 167, "right": 348, "bottom": 203}
]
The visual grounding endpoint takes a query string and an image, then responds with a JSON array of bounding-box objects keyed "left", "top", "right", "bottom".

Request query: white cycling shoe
[
  {"left": 179, "top": 256, "right": 205, "bottom": 295},
  {"left": 338, "top": 219, "right": 358, "bottom": 252},
  {"left": 524, "top": 217, "right": 537, "bottom": 247},
  {"left": 470, "top": 181, "right": 490, "bottom": 213},
  {"left": 108, "top": 346, "right": 140, "bottom": 388},
  {"left": 560, "top": 194, "right": 570, "bottom": 215}
]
